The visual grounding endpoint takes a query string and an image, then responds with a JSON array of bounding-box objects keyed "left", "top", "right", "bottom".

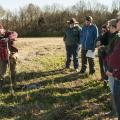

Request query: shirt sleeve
[{"left": 109, "top": 40, "right": 120, "bottom": 69}]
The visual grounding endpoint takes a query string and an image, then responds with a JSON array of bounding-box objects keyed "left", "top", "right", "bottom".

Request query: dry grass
[{"left": 0, "top": 37, "right": 116, "bottom": 120}]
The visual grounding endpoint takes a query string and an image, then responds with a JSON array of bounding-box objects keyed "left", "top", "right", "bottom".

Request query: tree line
[{"left": 0, "top": 0, "right": 120, "bottom": 37}]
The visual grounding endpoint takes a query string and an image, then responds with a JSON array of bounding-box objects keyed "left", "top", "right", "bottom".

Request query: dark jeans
[
  {"left": 98, "top": 49, "right": 108, "bottom": 80},
  {"left": 65, "top": 44, "right": 79, "bottom": 69},
  {"left": 81, "top": 49, "right": 95, "bottom": 73},
  {"left": 113, "top": 78, "right": 120, "bottom": 119}
]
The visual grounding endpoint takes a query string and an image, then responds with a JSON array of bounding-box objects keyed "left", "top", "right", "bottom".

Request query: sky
[{"left": 0, "top": 0, "right": 112, "bottom": 11}]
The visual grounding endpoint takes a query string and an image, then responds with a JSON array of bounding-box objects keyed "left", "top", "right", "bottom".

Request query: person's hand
[
  {"left": 96, "top": 41, "right": 101, "bottom": 47},
  {"left": 106, "top": 71, "right": 113, "bottom": 77},
  {"left": 79, "top": 44, "right": 82, "bottom": 49},
  {"left": 1, "top": 38, "right": 9, "bottom": 42},
  {"left": 98, "top": 45, "right": 105, "bottom": 49},
  {"left": 98, "top": 46, "right": 102, "bottom": 49},
  {"left": 10, "top": 53, "right": 19, "bottom": 60}
]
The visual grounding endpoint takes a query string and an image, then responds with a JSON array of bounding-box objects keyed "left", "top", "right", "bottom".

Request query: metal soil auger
[
  {"left": 6, "top": 31, "right": 18, "bottom": 96},
  {"left": 6, "top": 39, "right": 15, "bottom": 96}
]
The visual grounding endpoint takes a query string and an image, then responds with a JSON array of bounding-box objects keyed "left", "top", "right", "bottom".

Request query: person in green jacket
[{"left": 64, "top": 18, "right": 81, "bottom": 72}]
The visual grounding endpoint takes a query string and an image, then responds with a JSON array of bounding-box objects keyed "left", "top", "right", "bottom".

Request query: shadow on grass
[
  {"left": 0, "top": 67, "right": 112, "bottom": 120},
  {"left": 1, "top": 78, "right": 111, "bottom": 120},
  {"left": 16, "top": 68, "right": 65, "bottom": 82},
  {"left": 1, "top": 69, "right": 88, "bottom": 94}
]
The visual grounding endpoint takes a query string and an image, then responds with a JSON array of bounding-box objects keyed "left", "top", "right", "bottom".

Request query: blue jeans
[
  {"left": 65, "top": 44, "right": 80, "bottom": 69},
  {"left": 108, "top": 76, "right": 114, "bottom": 94},
  {"left": 113, "top": 78, "right": 120, "bottom": 119}
]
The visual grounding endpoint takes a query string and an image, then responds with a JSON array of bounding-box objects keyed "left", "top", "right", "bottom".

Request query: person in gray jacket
[{"left": 64, "top": 18, "right": 81, "bottom": 72}]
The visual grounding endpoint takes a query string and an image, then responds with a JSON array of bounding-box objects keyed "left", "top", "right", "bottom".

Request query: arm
[
  {"left": 93, "top": 26, "right": 99, "bottom": 49},
  {"left": 63, "top": 28, "right": 67, "bottom": 42},
  {"left": 63, "top": 33, "right": 66, "bottom": 42},
  {"left": 80, "top": 27, "right": 83, "bottom": 45},
  {"left": 109, "top": 40, "right": 120, "bottom": 69},
  {"left": 77, "top": 26, "right": 82, "bottom": 44}
]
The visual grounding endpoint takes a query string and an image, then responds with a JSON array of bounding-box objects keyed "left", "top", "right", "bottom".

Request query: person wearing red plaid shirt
[{"left": 0, "top": 25, "right": 18, "bottom": 89}]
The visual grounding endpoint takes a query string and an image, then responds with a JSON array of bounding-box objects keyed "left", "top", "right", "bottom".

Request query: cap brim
[
  {"left": 74, "top": 21, "right": 79, "bottom": 24},
  {"left": 66, "top": 21, "right": 70, "bottom": 23},
  {"left": 66, "top": 21, "right": 78, "bottom": 24}
]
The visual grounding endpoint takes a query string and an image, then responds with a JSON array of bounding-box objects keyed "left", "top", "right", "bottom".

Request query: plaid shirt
[
  {"left": 0, "top": 33, "right": 18, "bottom": 61},
  {"left": 0, "top": 38, "right": 8, "bottom": 60}
]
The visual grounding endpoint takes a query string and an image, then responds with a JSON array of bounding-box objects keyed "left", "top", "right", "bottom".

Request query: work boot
[
  {"left": 75, "top": 69, "right": 79, "bottom": 72},
  {"left": 89, "top": 70, "right": 95, "bottom": 75},
  {"left": 0, "top": 79, "right": 4, "bottom": 90},
  {"left": 80, "top": 69, "right": 86, "bottom": 74}
]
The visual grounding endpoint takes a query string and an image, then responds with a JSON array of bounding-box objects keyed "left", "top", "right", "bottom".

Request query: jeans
[
  {"left": 81, "top": 48, "right": 95, "bottom": 73},
  {"left": 113, "top": 78, "right": 120, "bottom": 119},
  {"left": 108, "top": 76, "right": 114, "bottom": 94},
  {"left": 65, "top": 44, "right": 80, "bottom": 69},
  {"left": 98, "top": 48, "right": 108, "bottom": 80}
]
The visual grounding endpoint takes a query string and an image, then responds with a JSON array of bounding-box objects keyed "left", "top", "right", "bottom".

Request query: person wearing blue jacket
[
  {"left": 64, "top": 18, "right": 81, "bottom": 72},
  {"left": 80, "top": 16, "right": 98, "bottom": 75}
]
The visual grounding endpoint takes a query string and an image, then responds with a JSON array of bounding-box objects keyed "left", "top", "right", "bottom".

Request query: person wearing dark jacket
[
  {"left": 106, "top": 18, "right": 120, "bottom": 120},
  {"left": 97, "top": 24, "right": 110, "bottom": 81},
  {"left": 80, "top": 16, "right": 98, "bottom": 75},
  {"left": 106, "top": 19, "right": 119, "bottom": 94},
  {"left": 64, "top": 18, "right": 81, "bottom": 72}
]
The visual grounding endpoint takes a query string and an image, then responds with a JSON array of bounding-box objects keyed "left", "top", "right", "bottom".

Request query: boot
[
  {"left": 0, "top": 78, "right": 4, "bottom": 90},
  {"left": 111, "top": 94, "right": 117, "bottom": 116}
]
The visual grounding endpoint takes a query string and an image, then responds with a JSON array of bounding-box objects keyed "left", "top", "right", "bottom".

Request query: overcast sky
[{"left": 0, "top": 0, "right": 112, "bottom": 11}]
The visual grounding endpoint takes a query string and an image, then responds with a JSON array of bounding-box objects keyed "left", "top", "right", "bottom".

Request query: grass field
[{"left": 0, "top": 37, "right": 116, "bottom": 120}]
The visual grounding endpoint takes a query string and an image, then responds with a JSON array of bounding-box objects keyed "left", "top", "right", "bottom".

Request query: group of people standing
[
  {"left": 64, "top": 16, "right": 120, "bottom": 119},
  {"left": 64, "top": 16, "right": 98, "bottom": 74},
  {"left": 0, "top": 15, "right": 119, "bottom": 119}
]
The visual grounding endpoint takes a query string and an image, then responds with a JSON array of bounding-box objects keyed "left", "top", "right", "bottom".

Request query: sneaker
[{"left": 75, "top": 69, "right": 79, "bottom": 72}]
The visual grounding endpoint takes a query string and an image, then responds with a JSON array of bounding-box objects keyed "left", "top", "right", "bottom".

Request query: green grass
[{"left": 0, "top": 38, "right": 114, "bottom": 120}]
